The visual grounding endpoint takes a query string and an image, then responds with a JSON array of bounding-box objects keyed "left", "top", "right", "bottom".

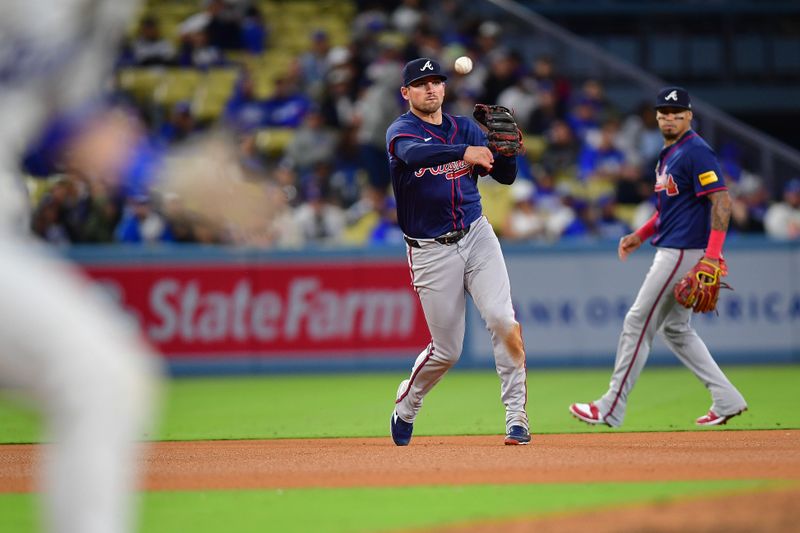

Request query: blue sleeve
[
  {"left": 490, "top": 155, "right": 517, "bottom": 185},
  {"left": 393, "top": 137, "right": 468, "bottom": 168},
  {"left": 689, "top": 146, "right": 726, "bottom": 196},
  {"left": 465, "top": 118, "right": 516, "bottom": 185}
]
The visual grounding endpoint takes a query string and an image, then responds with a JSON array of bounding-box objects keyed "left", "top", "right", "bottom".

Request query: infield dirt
[{"left": 1, "top": 430, "right": 798, "bottom": 531}]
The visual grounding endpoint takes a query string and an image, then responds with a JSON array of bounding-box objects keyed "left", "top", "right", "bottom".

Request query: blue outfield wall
[{"left": 66, "top": 236, "right": 800, "bottom": 375}]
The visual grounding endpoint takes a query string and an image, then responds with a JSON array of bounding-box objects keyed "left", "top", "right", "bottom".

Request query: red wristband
[
  {"left": 705, "top": 229, "right": 726, "bottom": 259},
  {"left": 634, "top": 212, "right": 658, "bottom": 241}
]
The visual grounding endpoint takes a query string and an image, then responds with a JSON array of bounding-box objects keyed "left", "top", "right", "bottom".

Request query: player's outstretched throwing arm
[
  {"left": 392, "top": 136, "right": 480, "bottom": 169},
  {"left": 388, "top": 118, "right": 517, "bottom": 184}
]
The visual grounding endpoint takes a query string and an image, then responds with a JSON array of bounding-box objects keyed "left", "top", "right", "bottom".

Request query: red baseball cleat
[
  {"left": 569, "top": 402, "right": 608, "bottom": 426},
  {"left": 696, "top": 407, "right": 747, "bottom": 426}
]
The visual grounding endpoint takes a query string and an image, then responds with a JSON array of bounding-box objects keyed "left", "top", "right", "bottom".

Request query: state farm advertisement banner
[{"left": 82, "top": 260, "right": 429, "bottom": 359}]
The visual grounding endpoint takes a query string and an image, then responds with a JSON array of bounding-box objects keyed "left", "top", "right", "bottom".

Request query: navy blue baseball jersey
[
  {"left": 652, "top": 130, "right": 726, "bottom": 249},
  {"left": 386, "top": 111, "right": 516, "bottom": 239}
]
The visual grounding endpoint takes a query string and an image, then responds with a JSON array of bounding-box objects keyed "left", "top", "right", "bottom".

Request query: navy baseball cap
[
  {"left": 654, "top": 86, "right": 692, "bottom": 110},
  {"left": 402, "top": 58, "right": 447, "bottom": 87}
]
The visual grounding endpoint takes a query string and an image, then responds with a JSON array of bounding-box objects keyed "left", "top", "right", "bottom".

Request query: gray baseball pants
[{"left": 596, "top": 247, "right": 747, "bottom": 427}]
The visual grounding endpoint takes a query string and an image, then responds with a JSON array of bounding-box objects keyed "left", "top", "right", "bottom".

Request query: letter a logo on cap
[
  {"left": 665, "top": 90, "right": 678, "bottom": 101},
  {"left": 421, "top": 60, "right": 434, "bottom": 71}
]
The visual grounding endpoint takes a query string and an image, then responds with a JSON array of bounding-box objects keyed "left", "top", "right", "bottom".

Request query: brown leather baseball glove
[
  {"left": 673, "top": 258, "right": 731, "bottom": 313},
  {"left": 473, "top": 104, "right": 524, "bottom": 157}
]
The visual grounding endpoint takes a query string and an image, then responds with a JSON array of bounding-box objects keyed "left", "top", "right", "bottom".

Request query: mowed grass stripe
[
  {"left": 0, "top": 479, "right": 777, "bottom": 533},
  {"left": 0, "top": 365, "right": 797, "bottom": 443}
]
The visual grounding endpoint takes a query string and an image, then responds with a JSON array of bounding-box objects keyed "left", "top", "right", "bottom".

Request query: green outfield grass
[
  {"left": 0, "top": 480, "right": 782, "bottom": 533},
  {"left": 0, "top": 364, "right": 797, "bottom": 443},
  {"left": 0, "top": 364, "right": 797, "bottom": 532}
]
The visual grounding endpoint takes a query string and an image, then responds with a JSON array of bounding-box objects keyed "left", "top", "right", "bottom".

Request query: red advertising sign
[{"left": 83, "top": 260, "right": 429, "bottom": 358}]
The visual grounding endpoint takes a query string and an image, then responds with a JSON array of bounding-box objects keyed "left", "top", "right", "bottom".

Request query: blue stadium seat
[
  {"left": 603, "top": 36, "right": 639, "bottom": 65},
  {"left": 733, "top": 35, "right": 766, "bottom": 75},
  {"left": 647, "top": 35, "right": 683, "bottom": 76},
  {"left": 689, "top": 37, "right": 722, "bottom": 77},
  {"left": 773, "top": 37, "right": 800, "bottom": 73}
]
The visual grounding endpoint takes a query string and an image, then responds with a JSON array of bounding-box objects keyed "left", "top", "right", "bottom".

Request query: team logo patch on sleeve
[{"left": 698, "top": 171, "right": 719, "bottom": 186}]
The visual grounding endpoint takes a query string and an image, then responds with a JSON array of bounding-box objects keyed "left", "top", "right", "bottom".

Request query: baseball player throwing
[
  {"left": 386, "top": 58, "right": 530, "bottom": 446},
  {"left": 570, "top": 87, "right": 747, "bottom": 428}
]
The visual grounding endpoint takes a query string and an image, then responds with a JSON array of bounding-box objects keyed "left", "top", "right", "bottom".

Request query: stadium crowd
[{"left": 26, "top": 0, "right": 800, "bottom": 247}]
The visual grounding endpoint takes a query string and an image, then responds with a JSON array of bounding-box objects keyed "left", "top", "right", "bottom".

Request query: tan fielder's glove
[
  {"left": 472, "top": 104, "right": 524, "bottom": 157},
  {"left": 673, "top": 258, "right": 731, "bottom": 313}
]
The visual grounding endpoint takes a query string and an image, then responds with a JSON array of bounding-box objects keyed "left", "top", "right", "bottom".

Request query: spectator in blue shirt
[
  {"left": 224, "top": 71, "right": 267, "bottom": 132},
  {"left": 155, "top": 101, "right": 200, "bottom": 146},
  {"left": 261, "top": 75, "right": 312, "bottom": 128},
  {"left": 577, "top": 120, "right": 625, "bottom": 182},
  {"left": 369, "top": 196, "right": 404, "bottom": 245},
  {"left": 114, "top": 195, "right": 174, "bottom": 244},
  {"left": 595, "top": 195, "right": 631, "bottom": 240},
  {"left": 241, "top": 6, "right": 267, "bottom": 54},
  {"left": 566, "top": 96, "right": 600, "bottom": 144}
]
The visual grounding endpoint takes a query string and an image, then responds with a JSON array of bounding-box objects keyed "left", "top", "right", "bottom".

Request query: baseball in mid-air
[{"left": 454, "top": 56, "right": 473, "bottom": 74}]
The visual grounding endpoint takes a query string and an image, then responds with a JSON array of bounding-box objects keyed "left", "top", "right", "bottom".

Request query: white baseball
[{"left": 454, "top": 56, "right": 473, "bottom": 75}]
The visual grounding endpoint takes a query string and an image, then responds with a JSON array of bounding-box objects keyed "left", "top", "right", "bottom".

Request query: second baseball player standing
[
  {"left": 386, "top": 58, "right": 530, "bottom": 446},
  {"left": 570, "top": 87, "right": 748, "bottom": 428}
]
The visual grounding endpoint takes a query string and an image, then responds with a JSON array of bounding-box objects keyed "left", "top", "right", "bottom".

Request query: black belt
[{"left": 404, "top": 226, "right": 470, "bottom": 248}]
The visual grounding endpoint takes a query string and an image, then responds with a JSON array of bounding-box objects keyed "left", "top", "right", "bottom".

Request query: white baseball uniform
[{"left": 0, "top": 2, "right": 161, "bottom": 532}]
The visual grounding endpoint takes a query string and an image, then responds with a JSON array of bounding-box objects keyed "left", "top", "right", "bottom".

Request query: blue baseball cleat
[
  {"left": 390, "top": 411, "right": 414, "bottom": 446},
  {"left": 504, "top": 425, "right": 531, "bottom": 445}
]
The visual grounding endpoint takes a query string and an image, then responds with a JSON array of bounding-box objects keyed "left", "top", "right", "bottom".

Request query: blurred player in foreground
[
  {"left": 386, "top": 58, "right": 530, "bottom": 446},
  {"left": 569, "top": 87, "right": 747, "bottom": 428},
  {"left": 1, "top": 2, "right": 271, "bottom": 531}
]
